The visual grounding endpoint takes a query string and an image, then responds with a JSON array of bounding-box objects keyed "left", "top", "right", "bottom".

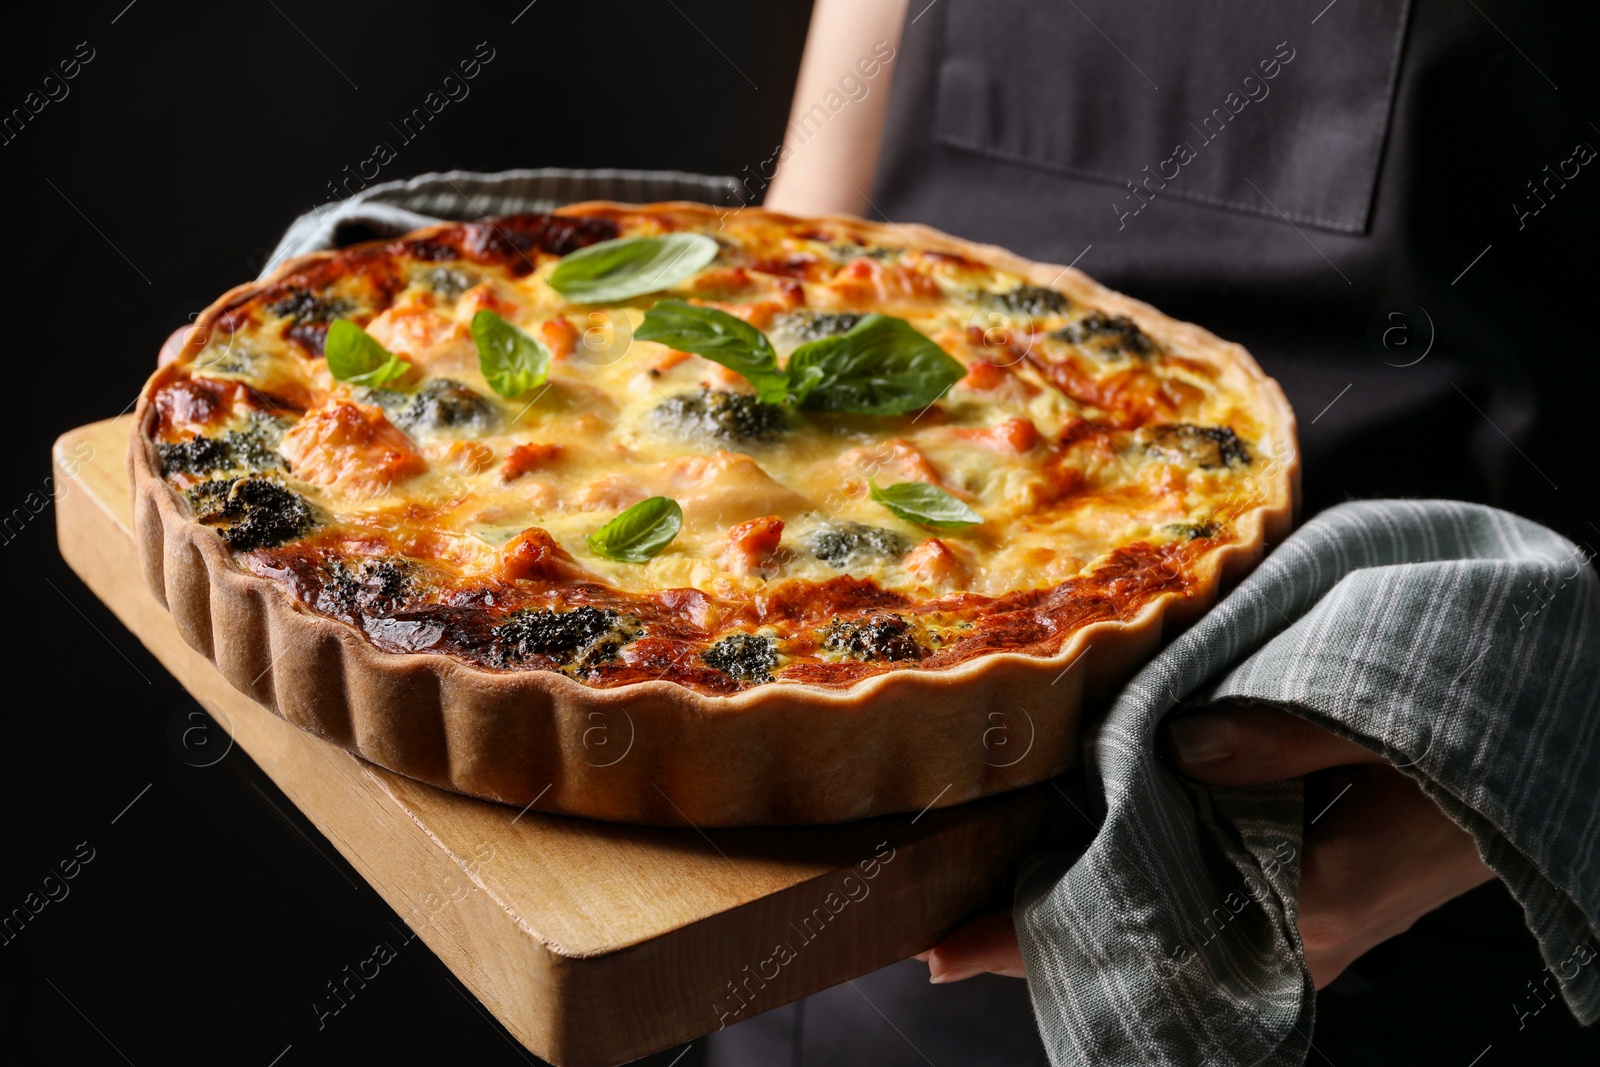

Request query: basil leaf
[
  {"left": 587, "top": 496, "right": 683, "bottom": 563},
  {"left": 869, "top": 480, "right": 982, "bottom": 529},
  {"left": 471, "top": 310, "right": 550, "bottom": 398},
  {"left": 548, "top": 233, "right": 719, "bottom": 304},
  {"left": 325, "top": 319, "right": 411, "bottom": 387},
  {"left": 786, "top": 314, "right": 965, "bottom": 416},
  {"left": 635, "top": 300, "right": 790, "bottom": 404}
]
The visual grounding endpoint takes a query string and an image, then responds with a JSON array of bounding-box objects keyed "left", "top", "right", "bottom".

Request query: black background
[{"left": 3, "top": 2, "right": 1596, "bottom": 1065}]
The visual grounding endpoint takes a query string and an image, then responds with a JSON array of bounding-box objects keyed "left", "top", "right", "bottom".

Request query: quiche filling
[{"left": 147, "top": 207, "right": 1279, "bottom": 695}]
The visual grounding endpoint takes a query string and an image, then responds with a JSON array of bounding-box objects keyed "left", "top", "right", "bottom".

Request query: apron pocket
[{"left": 933, "top": 0, "right": 1412, "bottom": 234}]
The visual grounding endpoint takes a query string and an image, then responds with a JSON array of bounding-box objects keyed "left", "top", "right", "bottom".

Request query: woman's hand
[
  {"left": 158, "top": 325, "right": 193, "bottom": 367},
  {"left": 915, "top": 909, "right": 1027, "bottom": 983},
  {"left": 918, "top": 706, "right": 1494, "bottom": 988}
]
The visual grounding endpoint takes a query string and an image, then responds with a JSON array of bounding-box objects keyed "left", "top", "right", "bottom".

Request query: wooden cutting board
[{"left": 53, "top": 416, "right": 1066, "bottom": 1067}]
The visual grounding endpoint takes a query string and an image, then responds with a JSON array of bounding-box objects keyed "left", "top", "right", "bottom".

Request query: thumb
[
  {"left": 159, "top": 324, "right": 195, "bottom": 368},
  {"left": 920, "top": 909, "right": 1026, "bottom": 982},
  {"left": 1166, "top": 704, "right": 1382, "bottom": 786}
]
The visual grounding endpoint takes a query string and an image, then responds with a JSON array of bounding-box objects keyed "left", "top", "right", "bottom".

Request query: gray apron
[{"left": 873, "top": 0, "right": 1599, "bottom": 541}]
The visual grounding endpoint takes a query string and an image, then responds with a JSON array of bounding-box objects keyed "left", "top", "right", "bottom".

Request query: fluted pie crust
[{"left": 131, "top": 203, "right": 1298, "bottom": 826}]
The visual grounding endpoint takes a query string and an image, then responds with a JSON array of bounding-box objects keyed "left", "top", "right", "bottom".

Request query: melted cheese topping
[{"left": 146, "top": 206, "right": 1291, "bottom": 693}]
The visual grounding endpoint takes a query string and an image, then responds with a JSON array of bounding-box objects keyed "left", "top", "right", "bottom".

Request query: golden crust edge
[{"left": 131, "top": 202, "right": 1299, "bottom": 826}]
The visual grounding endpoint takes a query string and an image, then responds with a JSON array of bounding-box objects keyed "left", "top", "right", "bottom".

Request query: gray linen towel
[
  {"left": 266, "top": 172, "right": 1600, "bottom": 1065},
  {"left": 1017, "top": 499, "right": 1600, "bottom": 1065},
  {"left": 261, "top": 167, "right": 741, "bottom": 276}
]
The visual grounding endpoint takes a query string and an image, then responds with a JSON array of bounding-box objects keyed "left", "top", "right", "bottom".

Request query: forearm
[{"left": 763, "top": 0, "right": 909, "bottom": 217}]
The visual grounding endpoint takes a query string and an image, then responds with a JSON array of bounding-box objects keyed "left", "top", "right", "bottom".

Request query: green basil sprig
[
  {"left": 635, "top": 303, "right": 965, "bottom": 416},
  {"left": 787, "top": 314, "right": 965, "bottom": 416},
  {"left": 587, "top": 496, "right": 683, "bottom": 563},
  {"left": 549, "top": 233, "right": 719, "bottom": 304},
  {"left": 471, "top": 310, "right": 550, "bottom": 398},
  {"left": 869, "top": 480, "right": 983, "bottom": 529},
  {"left": 325, "top": 320, "right": 411, "bottom": 387},
  {"left": 633, "top": 299, "right": 790, "bottom": 404}
]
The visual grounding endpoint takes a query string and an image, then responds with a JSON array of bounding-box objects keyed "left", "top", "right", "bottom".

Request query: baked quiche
[{"left": 132, "top": 203, "right": 1296, "bottom": 825}]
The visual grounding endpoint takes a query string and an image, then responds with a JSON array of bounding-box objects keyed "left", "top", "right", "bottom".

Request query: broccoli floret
[
  {"left": 828, "top": 244, "right": 901, "bottom": 263},
  {"left": 1051, "top": 312, "right": 1153, "bottom": 357},
  {"left": 228, "top": 422, "right": 286, "bottom": 471},
  {"left": 650, "top": 389, "right": 789, "bottom": 443},
  {"left": 158, "top": 435, "right": 231, "bottom": 477},
  {"left": 1164, "top": 521, "right": 1220, "bottom": 540},
  {"left": 267, "top": 289, "right": 360, "bottom": 354},
  {"left": 1146, "top": 425, "right": 1251, "bottom": 470},
  {"left": 158, "top": 416, "right": 286, "bottom": 478},
  {"left": 489, "top": 606, "right": 638, "bottom": 669},
  {"left": 184, "top": 476, "right": 315, "bottom": 551},
  {"left": 420, "top": 266, "right": 476, "bottom": 300},
  {"left": 804, "top": 521, "right": 910, "bottom": 570},
  {"left": 183, "top": 479, "right": 234, "bottom": 521},
  {"left": 217, "top": 479, "right": 315, "bottom": 550},
  {"left": 266, "top": 288, "right": 353, "bottom": 324},
  {"left": 402, "top": 379, "right": 499, "bottom": 434},
  {"left": 321, "top": 557, "right": 412, "bottom": 616},
  {"left": 822, "top": 613, "right": 926, "bottom": 662},
  {"left": 701, "top": 633, "right": 778, "bottom": 685},
  {"left": 982, "top": 284, "right": 1070, "bottom": 317},
  {"left": 773, "top": 309, "right": 866, "bottom": 342},
  {"left": 366, "top": 379, "right": 499, "bottom": 437},
  {"left": 192, "top": 346, "right": 262, "bottom": 377}
]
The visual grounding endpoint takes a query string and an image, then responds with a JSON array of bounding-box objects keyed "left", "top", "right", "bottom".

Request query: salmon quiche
[{"left": 131, "top": 202, "right": 1297, "bottom": 825}]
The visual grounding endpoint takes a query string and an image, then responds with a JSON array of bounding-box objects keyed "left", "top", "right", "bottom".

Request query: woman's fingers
[
  {"left": 1167, "top": 705, "right": 1383, "bottom": 786},
  {"left": 1298, "top": 764, "right": 1493, "bottom": 987},
  {"left": 159, "top": 325, "right": 194, "bottom": 367},
  {"left": 922, "top": 709, "right": 1492, "bottom": 987},
  {"left": 1166, "top": 705, "right": 1492, "bottom": 986},
  {"left": 921, "top": 909, "right": 1026, "bottom": 982}
]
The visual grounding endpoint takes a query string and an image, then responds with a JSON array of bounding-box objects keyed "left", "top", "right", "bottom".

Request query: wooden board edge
[
  {"left": 545, "top": 794, "right": 1049, "bottom": 1064},
  {"left": 51, "top": 418, "right": 1057, "bottom": 1065},
  {"left": 51, "top": 423, "right": 579, "bottom": 1059}
]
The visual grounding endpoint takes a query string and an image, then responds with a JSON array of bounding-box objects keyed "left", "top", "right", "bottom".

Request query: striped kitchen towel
[
  {"left": 261, "top": 166, "right": 742, "bottom": 276},
  {"left": 1017, "top": 499, "right": 1600, "bottom": 1066},
  {"left": 267, "top": 173, "right": 1600, "bottom": 1066}
]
